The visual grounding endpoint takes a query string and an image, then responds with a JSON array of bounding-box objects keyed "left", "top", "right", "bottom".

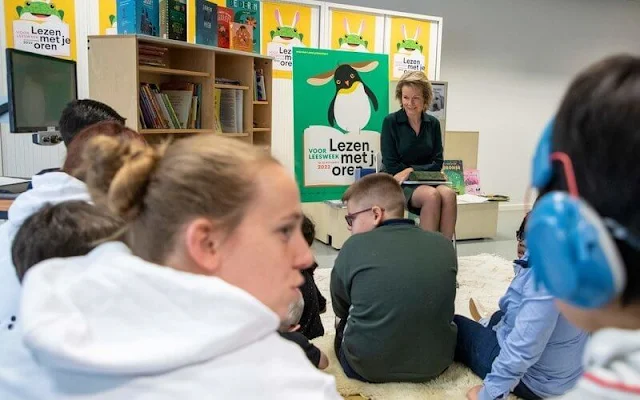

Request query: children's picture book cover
[
  {"left": 464, "top": 168, "right": 482, "bottom": 195},
  {"left": 226, "top": 0, "right": 259, "bottom": 53},
  {"left": 443, "top": 159, "right": 465, "bottom": 195},
  {"left": 230, "top": 22, "right": 253, "bottom": 52},
  {"left": 160, "top": 0, "right": 187, "bottom": 41},
  {"left": 217, "top": 6, "right": 234, "bottom": 48},
  {"left": 195, "top": 0, "right": 217, "bottom": 46},
  {"left": 117, "top": 0, "right": 159, "bottom": 36}
]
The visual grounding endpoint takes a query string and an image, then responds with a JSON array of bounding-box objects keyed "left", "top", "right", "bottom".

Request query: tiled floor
[{"left": 312, "top": 209, "right": 528, "bottom": 269}]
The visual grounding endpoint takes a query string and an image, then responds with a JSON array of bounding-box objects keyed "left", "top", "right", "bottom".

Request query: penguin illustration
[{"left": 307, "top": 61, "right": 379, "bottom": 133}]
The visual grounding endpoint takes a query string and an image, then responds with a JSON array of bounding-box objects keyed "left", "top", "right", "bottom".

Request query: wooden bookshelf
[
  {"left": 138, "top": 65, "right": 211, "bottom": 77},
  {"left": 87, "top": 34, "right": 273, "bottom": 149}
]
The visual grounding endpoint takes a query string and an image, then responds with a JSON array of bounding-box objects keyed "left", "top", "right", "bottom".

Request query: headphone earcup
[{"left": 527, "top": 192, "right": 626, "bottom": 308}]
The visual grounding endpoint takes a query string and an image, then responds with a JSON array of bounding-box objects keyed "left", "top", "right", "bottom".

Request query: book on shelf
[
  {"left": 215, "top": 77, "right": 242, "bottom": 86},
  {"left": 226, "top": 0, "right": 260, "bottom": 53},
  {"left": 195, "top": 0, "right": 218, "bottom": 46},
  {"left": 254, "top": 68, "right": 267, "bottom": 101},
  {"left": 443, "top": 160, "right": 466, "bottom": 195},
  {"left": 117, "top": 0, "right": 159, "bottom": 36},
  {"left": 230, "top": 22, "right": 253, "bottom": 52},
  {"left": 159, "top": 0, "right": 187, "bottom": 41},
  {"left": 213, "top": 88, "right": 223, "bottom": 133},
  {"left": 138, "top": 43, "right": 168, "bottom": 67},
  {"left": 138, "top": 81, "right": 202, "bottom": 130},
  {"left": 218, "top": 88, "right": 243, "bottom": 133},
  {"left": 217, "top": 6, "right": 234, "bottom": 49}
]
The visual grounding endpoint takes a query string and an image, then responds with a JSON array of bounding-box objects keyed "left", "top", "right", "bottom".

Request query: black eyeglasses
[{"left": 344, "top": 207, "right": 374, "bottom": 227}]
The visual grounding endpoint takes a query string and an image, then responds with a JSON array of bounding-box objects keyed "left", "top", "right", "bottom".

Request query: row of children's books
[
  {"left": 117, "top": 0, "right": 258, "bottom": 52},
  {"left": 139, "top": 82, "right": 202, "bottom": 130}
]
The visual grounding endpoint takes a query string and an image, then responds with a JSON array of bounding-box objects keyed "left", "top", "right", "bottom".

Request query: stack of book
[{"left": 138, "top": 44, "right": 168, "bottom": 67}]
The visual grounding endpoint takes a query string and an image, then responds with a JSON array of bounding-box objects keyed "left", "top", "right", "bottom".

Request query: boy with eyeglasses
[{"left": 329, "top": 172, "right": 458, "bottom": 383}]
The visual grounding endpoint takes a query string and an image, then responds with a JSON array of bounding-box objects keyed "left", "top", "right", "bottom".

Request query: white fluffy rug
[{"left": 312, "top": 253, "right": 518, "bottom": 400}]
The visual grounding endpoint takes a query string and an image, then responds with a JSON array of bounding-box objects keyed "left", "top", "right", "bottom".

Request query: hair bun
[{"left": 81, "top": 136, "right": 167, "bottom": 220}]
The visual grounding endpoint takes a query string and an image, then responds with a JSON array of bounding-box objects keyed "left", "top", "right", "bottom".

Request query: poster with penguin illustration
[{"left": 293, "top": 47, "right": 389, "bottom": 202}]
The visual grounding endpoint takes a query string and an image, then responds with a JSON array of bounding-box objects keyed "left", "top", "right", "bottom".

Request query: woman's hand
[
  {"left": 393, "top": 167, "right": 414, "bottom": 183},
  {"left": 466, "top": 385, "right": 482, "bottom": 400}
]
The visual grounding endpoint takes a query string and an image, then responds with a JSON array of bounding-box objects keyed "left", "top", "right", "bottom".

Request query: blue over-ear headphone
[{"left": 527, "top": 119, "right": 630, "bottom": 308}]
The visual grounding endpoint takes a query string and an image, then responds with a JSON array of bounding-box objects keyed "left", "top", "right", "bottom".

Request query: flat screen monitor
[{"left": 6, "top": 48, "right": 77, "bottom": 133}]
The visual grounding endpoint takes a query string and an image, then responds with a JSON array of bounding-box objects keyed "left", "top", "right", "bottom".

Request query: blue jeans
[{"left": 454, "top": 312, "right": 541, "bottom": 400}]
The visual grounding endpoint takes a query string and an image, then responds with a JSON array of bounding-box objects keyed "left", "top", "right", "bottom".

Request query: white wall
[{"left": 334, "top": 0, "right": 640, "bottom": 206}]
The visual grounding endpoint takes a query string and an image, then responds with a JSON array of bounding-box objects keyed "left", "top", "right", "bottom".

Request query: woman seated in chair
[{"left": 380, "top": 70, "right": 457, "bottom": 239}]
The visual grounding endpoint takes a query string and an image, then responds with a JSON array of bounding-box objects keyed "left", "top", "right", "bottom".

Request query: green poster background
[{"left": 293, "top": 48, "right": 389, "bottom": 202}]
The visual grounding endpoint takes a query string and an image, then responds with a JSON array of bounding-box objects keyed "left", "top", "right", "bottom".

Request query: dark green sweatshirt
[
  {"left": 330, "top": 219, "right": 457, "bottom": 383},
  {"left": 381, "top": 109, "right": 443, "bottom": 175}
]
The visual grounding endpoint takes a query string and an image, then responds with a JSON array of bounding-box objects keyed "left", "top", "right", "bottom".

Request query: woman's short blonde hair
[{"left": 395, "top": 70, "right": 433, "bottom": 111}]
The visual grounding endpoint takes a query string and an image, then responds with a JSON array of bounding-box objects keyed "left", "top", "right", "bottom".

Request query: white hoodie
[
  {"left": 0, "top": 172, "right": 90, "bottom": 400},
  {"left": 19, "top": 241, "right": 341, "bottom": 399},
  {"left": 558, "top": 328, "right": 640, "bottom": 399}
]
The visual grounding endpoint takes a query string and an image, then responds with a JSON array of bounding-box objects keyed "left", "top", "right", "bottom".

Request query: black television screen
[{"left": 6, "top": 49, "right": 77, "bottom": 133}]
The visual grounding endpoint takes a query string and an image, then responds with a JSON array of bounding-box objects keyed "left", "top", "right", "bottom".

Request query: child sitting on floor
[
  {"left": 1, "top": 201, "right": 123, "bottom": 400},
  {"left": 456, "top": 204, "right": 588, "bottom": 399},
  {"left": 527, "top": 54, "right": 640, "bottom": 399},
  {"left": 279, "top": 291, "right": 329, "bottom": 370},
  {"left": 297, "top": 215, "right": 327, "bottom": 339},
  {"left": 11, "top": 201, "right": 124, "bottom": 282},
  {"left": 470, "top": 212, "right": 531, "bottom": 323}
]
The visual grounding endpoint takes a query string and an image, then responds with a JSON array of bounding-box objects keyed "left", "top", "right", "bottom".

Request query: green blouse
[{"left": 380, "top": 109, "right": 443, "bottom": 175}]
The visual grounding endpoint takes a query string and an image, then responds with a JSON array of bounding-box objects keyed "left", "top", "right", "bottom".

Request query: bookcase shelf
[
  {"left": 215, "top": 84, "right": 250, "bottom": 90},
  {"left": 140, "top": 128, "right": 215, "bottom": 135},
  {"left": 219, "top": 132, "right": 250, "bottom": 137},
  {"left": 87, "top": 34, "right": 273, "bottom": 149},
  {"left": 138, "top": 65, "right": 210, "bottom": 78}
]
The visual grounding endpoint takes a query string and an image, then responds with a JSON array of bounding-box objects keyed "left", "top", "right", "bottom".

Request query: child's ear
[
  {"left": 372, "top": 206, "right": 384, "bottom": 225},
  {"left": 289, "top": 324, "right": 301, "bottom": 332}
]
